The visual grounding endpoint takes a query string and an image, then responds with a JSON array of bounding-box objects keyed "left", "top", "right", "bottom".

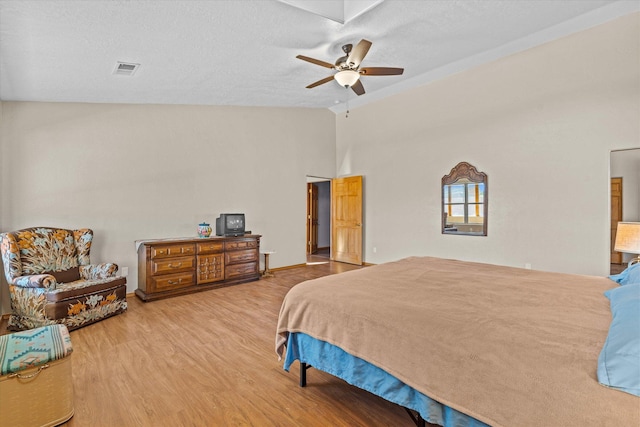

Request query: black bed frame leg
[
  {"left": 300, "top": 362, "right": 307, "bottom": 387},
  {"left": 299, "top": 362, "right": 312, "bottom": 387}
]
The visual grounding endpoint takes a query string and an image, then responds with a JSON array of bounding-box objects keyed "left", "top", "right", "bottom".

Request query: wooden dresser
[{"left": 136, "top": 235, "right": 261, "bottom": 301}]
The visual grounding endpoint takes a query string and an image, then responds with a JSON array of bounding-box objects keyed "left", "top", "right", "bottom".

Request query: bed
[{"left": 275, "top": 257, "right": 639, "bottom": 427}]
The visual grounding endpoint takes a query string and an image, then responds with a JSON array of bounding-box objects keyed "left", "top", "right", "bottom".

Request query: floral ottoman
[{"left": 0, "top": 324, "right": 74, "bottom": 427}]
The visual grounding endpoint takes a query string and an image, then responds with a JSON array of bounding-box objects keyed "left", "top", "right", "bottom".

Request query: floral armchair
[{"left": 0, "top": 227, "right": 127, "bottom": 331}]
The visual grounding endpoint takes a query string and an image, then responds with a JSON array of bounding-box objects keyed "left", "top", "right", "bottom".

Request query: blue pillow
[
  {"left": 597, "top": 283, "right": 640, "bottom": 396},
  {"left": 609, "top": 262, "right": 640, "bottom": 285}
]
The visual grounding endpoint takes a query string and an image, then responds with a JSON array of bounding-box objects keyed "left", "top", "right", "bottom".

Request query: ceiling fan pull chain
[{"left": 346, "top": 89, "right": 350, "bottom": 118}]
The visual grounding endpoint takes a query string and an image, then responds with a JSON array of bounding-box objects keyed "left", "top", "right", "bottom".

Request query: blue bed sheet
[{"left": 283, "top": 332, "right": 489, "bottom": 427}]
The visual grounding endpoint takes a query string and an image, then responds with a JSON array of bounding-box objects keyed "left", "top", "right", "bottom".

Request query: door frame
[
  {"left": 306, "top": 176, "right": 332, "bottom": 259},
  {"left": 306, "top": 182, "right": 319, "bottom": 255},
  {"left": 611, "top": 177, "right": 623, "bottom": 264}
]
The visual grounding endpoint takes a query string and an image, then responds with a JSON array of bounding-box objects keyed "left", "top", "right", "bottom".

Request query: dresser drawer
[
  {"left": 224, "top": 240, "right": 257, "bottom": 251},
  {"left": 197, "top": 241, "right": 223, "bottom": 254},
  {"left": 225, "top": 249, "right": 257, "bottom": 265},
  {"left": 151, "top": 256, "right": 195, "bottom": 275},
  {"left": 225, "top": 262, "right": 258, "bottom": 280},
  {"left": 151, "top": 244, "right": 195, "bottom": 259},
  {"left": 150, "top": 272, "right": 195, "bottom": 292}
]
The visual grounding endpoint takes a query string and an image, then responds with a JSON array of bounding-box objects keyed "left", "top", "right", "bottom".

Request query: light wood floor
[
  {"left": 6, "top": 262, "right": 419, "bottom": 426},
  {"left": 306, "top": 247, "right": 331, "bottom": 264}
]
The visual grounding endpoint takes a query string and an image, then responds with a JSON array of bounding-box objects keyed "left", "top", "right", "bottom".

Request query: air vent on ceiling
[{"left": 113, "top": 62, "right": 140, "bottom": 76}]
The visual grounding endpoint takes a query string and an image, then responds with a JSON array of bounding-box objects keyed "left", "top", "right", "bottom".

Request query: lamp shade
[
  {"left": 334, "top": 70, "right": 360, "bottom": 87},
  {"left": 614, "top": 222, "right": 640, "bottom": 254}
]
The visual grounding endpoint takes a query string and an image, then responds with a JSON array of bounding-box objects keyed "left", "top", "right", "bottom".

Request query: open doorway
[
  {"left": 610, "top": 148, "right": 640, "bottom": 274},
  {"left": 306, "top": 176, "right": 331, "bottom": 265}
]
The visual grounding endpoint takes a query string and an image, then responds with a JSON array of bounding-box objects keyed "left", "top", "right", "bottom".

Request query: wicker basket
[
  {"left": 0, "top": 354, "right": 74, "bottom": 427},
  {"left": 0, "top": 324, "right": 74, "bottom": 427}
]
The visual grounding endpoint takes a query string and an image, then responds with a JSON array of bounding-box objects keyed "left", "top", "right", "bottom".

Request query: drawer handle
[
  {"left": 8, "top": 363, "right": 49, "bottom": 380},
  {"left": 181, "top": 248, "right": 193, "bottom": 253},
  {"left": 158, "top": 250, "right": 166, "bottom": 254},
  {"left": 168, "top": 278, "right": 183, "bottom": 285},
  {"left": 168, "top": 262, "right": 183, "bottom": 268}
]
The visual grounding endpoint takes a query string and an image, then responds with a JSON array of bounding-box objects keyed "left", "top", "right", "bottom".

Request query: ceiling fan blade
[
  {"left": 351, "top": 80, "right": 365, "bottom": 96},
  {"left": 306, "top": 75, "right": 335, "bottom": 89},
  {"left": 296, "top": 55, "right": 335, "bottom": 69},
  {"left": 360, "top": 67, "right": 404, "bottom": 76},
  {"left": 347, "top": 39, "right": 372, "bottom": 68}
]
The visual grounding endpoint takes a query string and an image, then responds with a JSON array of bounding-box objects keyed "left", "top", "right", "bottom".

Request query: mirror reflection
[{"left": 442, "top": 162, "right": 488, "bottom": 236}]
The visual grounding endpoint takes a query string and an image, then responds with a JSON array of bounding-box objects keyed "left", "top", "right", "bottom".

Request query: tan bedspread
[{"left": 276, "top": 257, "right": 640, "bottom": 427}]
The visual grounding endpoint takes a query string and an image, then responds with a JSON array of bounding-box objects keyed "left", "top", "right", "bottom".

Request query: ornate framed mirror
[{"left": 442, "top": 162, "right": 488, "bottom": 236}]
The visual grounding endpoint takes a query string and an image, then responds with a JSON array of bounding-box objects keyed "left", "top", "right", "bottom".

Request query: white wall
[
  {"left": 0, "top": 102, "right": 336, "bottom": 311},
  {"left": 0, "top": 100, "right": 3, "bottom": 232},
  {"left": 611, "top": 148, "right": 640, "bottom": 263},
  {"left": 336, "top": 13, "right": 640, "bottom": 276}
]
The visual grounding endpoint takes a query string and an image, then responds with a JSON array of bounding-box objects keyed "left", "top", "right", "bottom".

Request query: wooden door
[
  {"left": 611, "top": 177, "right": 623, "bottom": 264},
  {"left": 331, "top": 176, "right": 363, "bottom": 265},
  {"left": 307, "top": 183, "right": 319, "bottom": 254}
]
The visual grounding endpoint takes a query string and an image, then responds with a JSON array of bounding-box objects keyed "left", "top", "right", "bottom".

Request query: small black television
[{"left": 216, "top": 213, "right": 245, "bottom": 237}]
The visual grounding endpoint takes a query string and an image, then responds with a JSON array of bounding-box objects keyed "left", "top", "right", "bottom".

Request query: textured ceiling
[{"left": 0, "top": 1, "right": 637, "bottom": 112}]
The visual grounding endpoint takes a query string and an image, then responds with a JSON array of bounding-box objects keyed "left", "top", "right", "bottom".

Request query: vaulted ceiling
[{"left": 0, "top": 1, "right": 637, "bottom": 112}]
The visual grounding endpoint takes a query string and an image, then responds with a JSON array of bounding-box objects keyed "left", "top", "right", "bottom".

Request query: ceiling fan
[{"left": 297, "top": 39, "right": 404, "bottom": 96}]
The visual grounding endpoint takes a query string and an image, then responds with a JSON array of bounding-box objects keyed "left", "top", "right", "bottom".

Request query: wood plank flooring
[{"left": 5, "top": 262, "right": 418, "bottom": 426}]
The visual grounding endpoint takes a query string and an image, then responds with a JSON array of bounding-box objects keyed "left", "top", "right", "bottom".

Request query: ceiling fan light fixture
[{"left": 334, "top": 70, "right": 360, "bottom": 88}]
